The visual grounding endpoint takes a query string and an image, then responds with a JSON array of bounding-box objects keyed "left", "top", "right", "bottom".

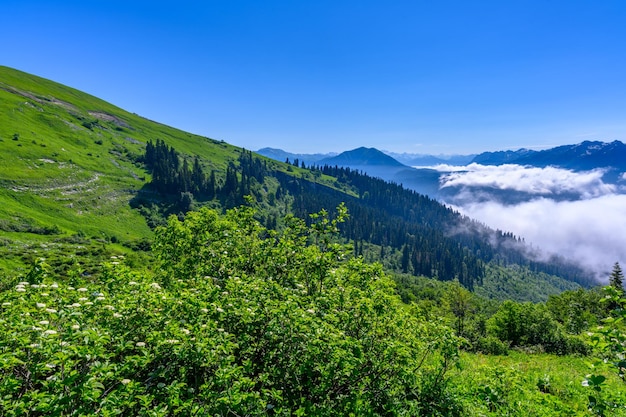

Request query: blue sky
[{"left": 4, "top": 0, "right": 626, "bottom": 154}]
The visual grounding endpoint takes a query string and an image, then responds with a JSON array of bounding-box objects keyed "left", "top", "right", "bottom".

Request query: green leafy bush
[
  {"left": 584, "top": 286, "right": 626, "bottom": 415},
  {"left": 0, "top": 205, "right": 462, "bottom": 415},
  {"left": 487, "top": 300, "right": 588, "bottom": 355}
]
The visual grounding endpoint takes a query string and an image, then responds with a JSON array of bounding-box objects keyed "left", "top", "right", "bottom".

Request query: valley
[{"left": 1, "top": 66, "right": 625, "bottom": 415}]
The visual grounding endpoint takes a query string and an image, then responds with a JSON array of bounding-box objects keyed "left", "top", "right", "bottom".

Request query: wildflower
[
  {"left": 67, "top": 286, "right": 75, "bottom": 290},
  {"left": 217, "top": 328, "right": 225, "bottom": 332},
  {"left": 45, "top": 363, "right": 56, "bottom": 369},
  {"left": 41, "top": 293, "right": 49, "bottom": 297},
  {"left": 121, "top": 379, "right": 131, "bottom": 385},
  {"left": 31, "top": 284, "right": 40, "bottom": 289},
  {"left": 149, "top": 282, "right": 162, "bottom": 290},
  {"left": 200, "top": 308, "right": 209, "bottom": 313},
  {"left": 18, "top": 282, "right": 29, "bottom": 286},
  {"left": 71, "top": 325, "right": 80, "bottom": 330},
  {"left": 30, "top": 343, "right": 40, "bottom": 348},
  {"left": 84, "top": 301, "right": 93, "bottom": 306},
  {"left": 2, "top": 302, "right": 11, "bottom": 306},
  {"left": 43, "top": 329, "right": 57, "bottom": 335},
  {"left": 77, "top": 288, "right": 88, "bottom": 292},
  {"left": 38, "top": 320, "right": 50, "bottom": 325},
  {"left": 166, "top": 339, "right": 179, "bottom": 344},
  {"left": 96, "top": 296, "right": 106, "bottom": 301},
  {"left": 181, "top": 328, "right": 190, "bottom": 335},
  {"left": 50, "top": 283, "right": 59, "bottom": 289},
  {"left": 45, "top": 308, "right": 57, "bottom": 313},
  {"left": 59, "top": 341, "right": 69, "bottom": 347},
  {"left": 216, "top": 307, "right": 225, "bottom": 313},
  {"left": 135, "top": 342, "right": 146, "bottom": 347},
  {"left": 128, "top": 281, "right": 138, "bottom": 286},
  {"left": 36, "top": 303, "right": 46, "bottom": 308},
  {"left": 16, "top": 287, "right": 26, "bottom": 292},
  {"left": 113, "top": 313, "right": 122, "bottom": 318},
  {"left": 71, "top": 303, "right": 81, "bottom": 308},
  {"left": 306, "top": 309, "right": 315, "bottom": 314}
]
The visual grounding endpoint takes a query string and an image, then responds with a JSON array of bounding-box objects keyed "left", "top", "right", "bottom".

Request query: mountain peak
[{"left": 321, "top": 147, "right": 406, "bottom": 167}]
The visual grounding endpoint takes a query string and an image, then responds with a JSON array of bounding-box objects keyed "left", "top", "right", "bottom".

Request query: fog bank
[{"left": 438, "top": 164, "right": 626, "bottom": 282}]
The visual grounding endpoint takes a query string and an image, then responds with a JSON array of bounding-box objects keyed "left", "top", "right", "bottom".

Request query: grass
[
  {"left": 0, "top": 66, "right": 240, "bottom": 277},
  {"left": 0, "top": 66, "right": 359, "bottom": 278},
  {"left": 451, "top": 350, "right": 626, "bottom": 416}
]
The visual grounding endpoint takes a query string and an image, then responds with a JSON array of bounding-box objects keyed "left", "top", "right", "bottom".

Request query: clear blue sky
[{"left": 4, "top": 0, "right": 626, "bottom": 154}]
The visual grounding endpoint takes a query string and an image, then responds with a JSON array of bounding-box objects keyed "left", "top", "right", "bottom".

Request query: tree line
[{"left": 140, "top": 143, "right": 593, "bottom": 289}]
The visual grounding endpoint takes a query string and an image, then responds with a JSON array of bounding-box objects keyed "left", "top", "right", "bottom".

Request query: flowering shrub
[{"left": 1, "top": 206, "right": 461, "bottom": 415}]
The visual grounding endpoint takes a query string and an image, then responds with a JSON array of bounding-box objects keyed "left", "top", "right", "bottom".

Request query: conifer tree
[{"left": 609, "top": 262, "right": 624, "bottom": 292}]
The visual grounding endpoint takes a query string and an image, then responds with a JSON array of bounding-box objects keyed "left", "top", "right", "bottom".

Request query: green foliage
[
  {"left": 546, "top": 288, "right": 605, "bottom": 334},
  {"left": 476, "top": 262, "right": 581, "bottom": 303},
  {"left": 487, "top": 300, "right": 588, "bottom": 355},
  {"left": 584, "top": 286, "right": 626, "bottom": 415},
  {"left": 450, "top": 351, "right": 626, "bottom": 416},
  {"left": 1, "top": 205, "right": 463, "bottom": 415}
]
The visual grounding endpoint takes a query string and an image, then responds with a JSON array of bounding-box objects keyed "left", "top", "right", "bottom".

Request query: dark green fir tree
[{"left": 609, "top": 262, "right": 624, "bottom": 292}]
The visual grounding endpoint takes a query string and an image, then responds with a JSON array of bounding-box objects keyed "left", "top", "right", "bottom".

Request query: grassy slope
[
  {"left": 0, "top": 66, "right": 240, "bottom": 276},
  {"left": 451, "top": 351, "right": 626, "bottom": 415},
  {"left": 0, "top": 66, "right": 352, "bottom": 278}
]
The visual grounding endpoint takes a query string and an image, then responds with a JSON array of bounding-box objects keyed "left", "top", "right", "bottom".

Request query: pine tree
[{"left": 609, "top": 262, "right": 624, "bottom": 292}]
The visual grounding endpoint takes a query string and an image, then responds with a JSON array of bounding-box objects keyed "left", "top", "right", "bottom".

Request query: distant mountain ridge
[
  {"left": 261, "top": 140, "right": 626, "bottom": 200},
  {"left": 387, "top": 152, "right": 476, "bottom": 166},
  {"left": 261, "top": 140, "right": 626, "bottom": 173},
  {"left": 255, "top": 147, "right": 334, "bottom": 166},
  {"left": 471, "top": 140, "right": 626, "bottom": 171}
]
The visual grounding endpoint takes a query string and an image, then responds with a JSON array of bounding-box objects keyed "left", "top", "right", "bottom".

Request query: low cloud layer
[
  {"left": 439, "top": 164, "right": 616, "bottom": 199},
  {"left": 438, "top": 164, "right": 626, "bottom": 282}
]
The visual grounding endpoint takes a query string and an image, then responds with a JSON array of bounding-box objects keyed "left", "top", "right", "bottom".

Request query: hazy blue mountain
[
  {"left": 320, "top": 147, "right": 406, "bottom": 167},
  {"left": 471, "top": 141, "right": 626, "bottom": 171},
  {"left": 471, "top": 148, "right": 538, "bottom": 165},
  {"left": 258, "top": 141, "right": 626, "bottom": 203},
  {"left": 256, "top": 147, "right": 335, "bottom": 166},
  {"left": 513, "top": 140, "right": 626, "bottom": 171},
  {"left": 386, "top": 152, "right": 476, "bottom": 166}
]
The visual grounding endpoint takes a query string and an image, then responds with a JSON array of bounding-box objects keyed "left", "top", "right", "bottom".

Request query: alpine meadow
[{"left": 1, "top": 66, "right": 625, "bottom": 415}]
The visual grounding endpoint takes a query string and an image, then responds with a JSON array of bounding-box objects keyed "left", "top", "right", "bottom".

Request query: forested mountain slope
[{"left": 0, "top": 66, "right": 591, "bottom": 296}]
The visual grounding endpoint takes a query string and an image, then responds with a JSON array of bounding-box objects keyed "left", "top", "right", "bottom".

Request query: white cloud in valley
[
  {"left": 438, "top": 164, "right": 615, "bottom": 198},
  {"left": 437, "top": 164, "right": 626, "bottom": 282}
]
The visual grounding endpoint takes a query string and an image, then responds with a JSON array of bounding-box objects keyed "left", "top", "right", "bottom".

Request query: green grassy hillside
[
  {"left": 0, "top": 66, "right": 353, "bottom": 278},
  {"left": 0, "top": 66, "right": 245, "bottom": 276}
]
